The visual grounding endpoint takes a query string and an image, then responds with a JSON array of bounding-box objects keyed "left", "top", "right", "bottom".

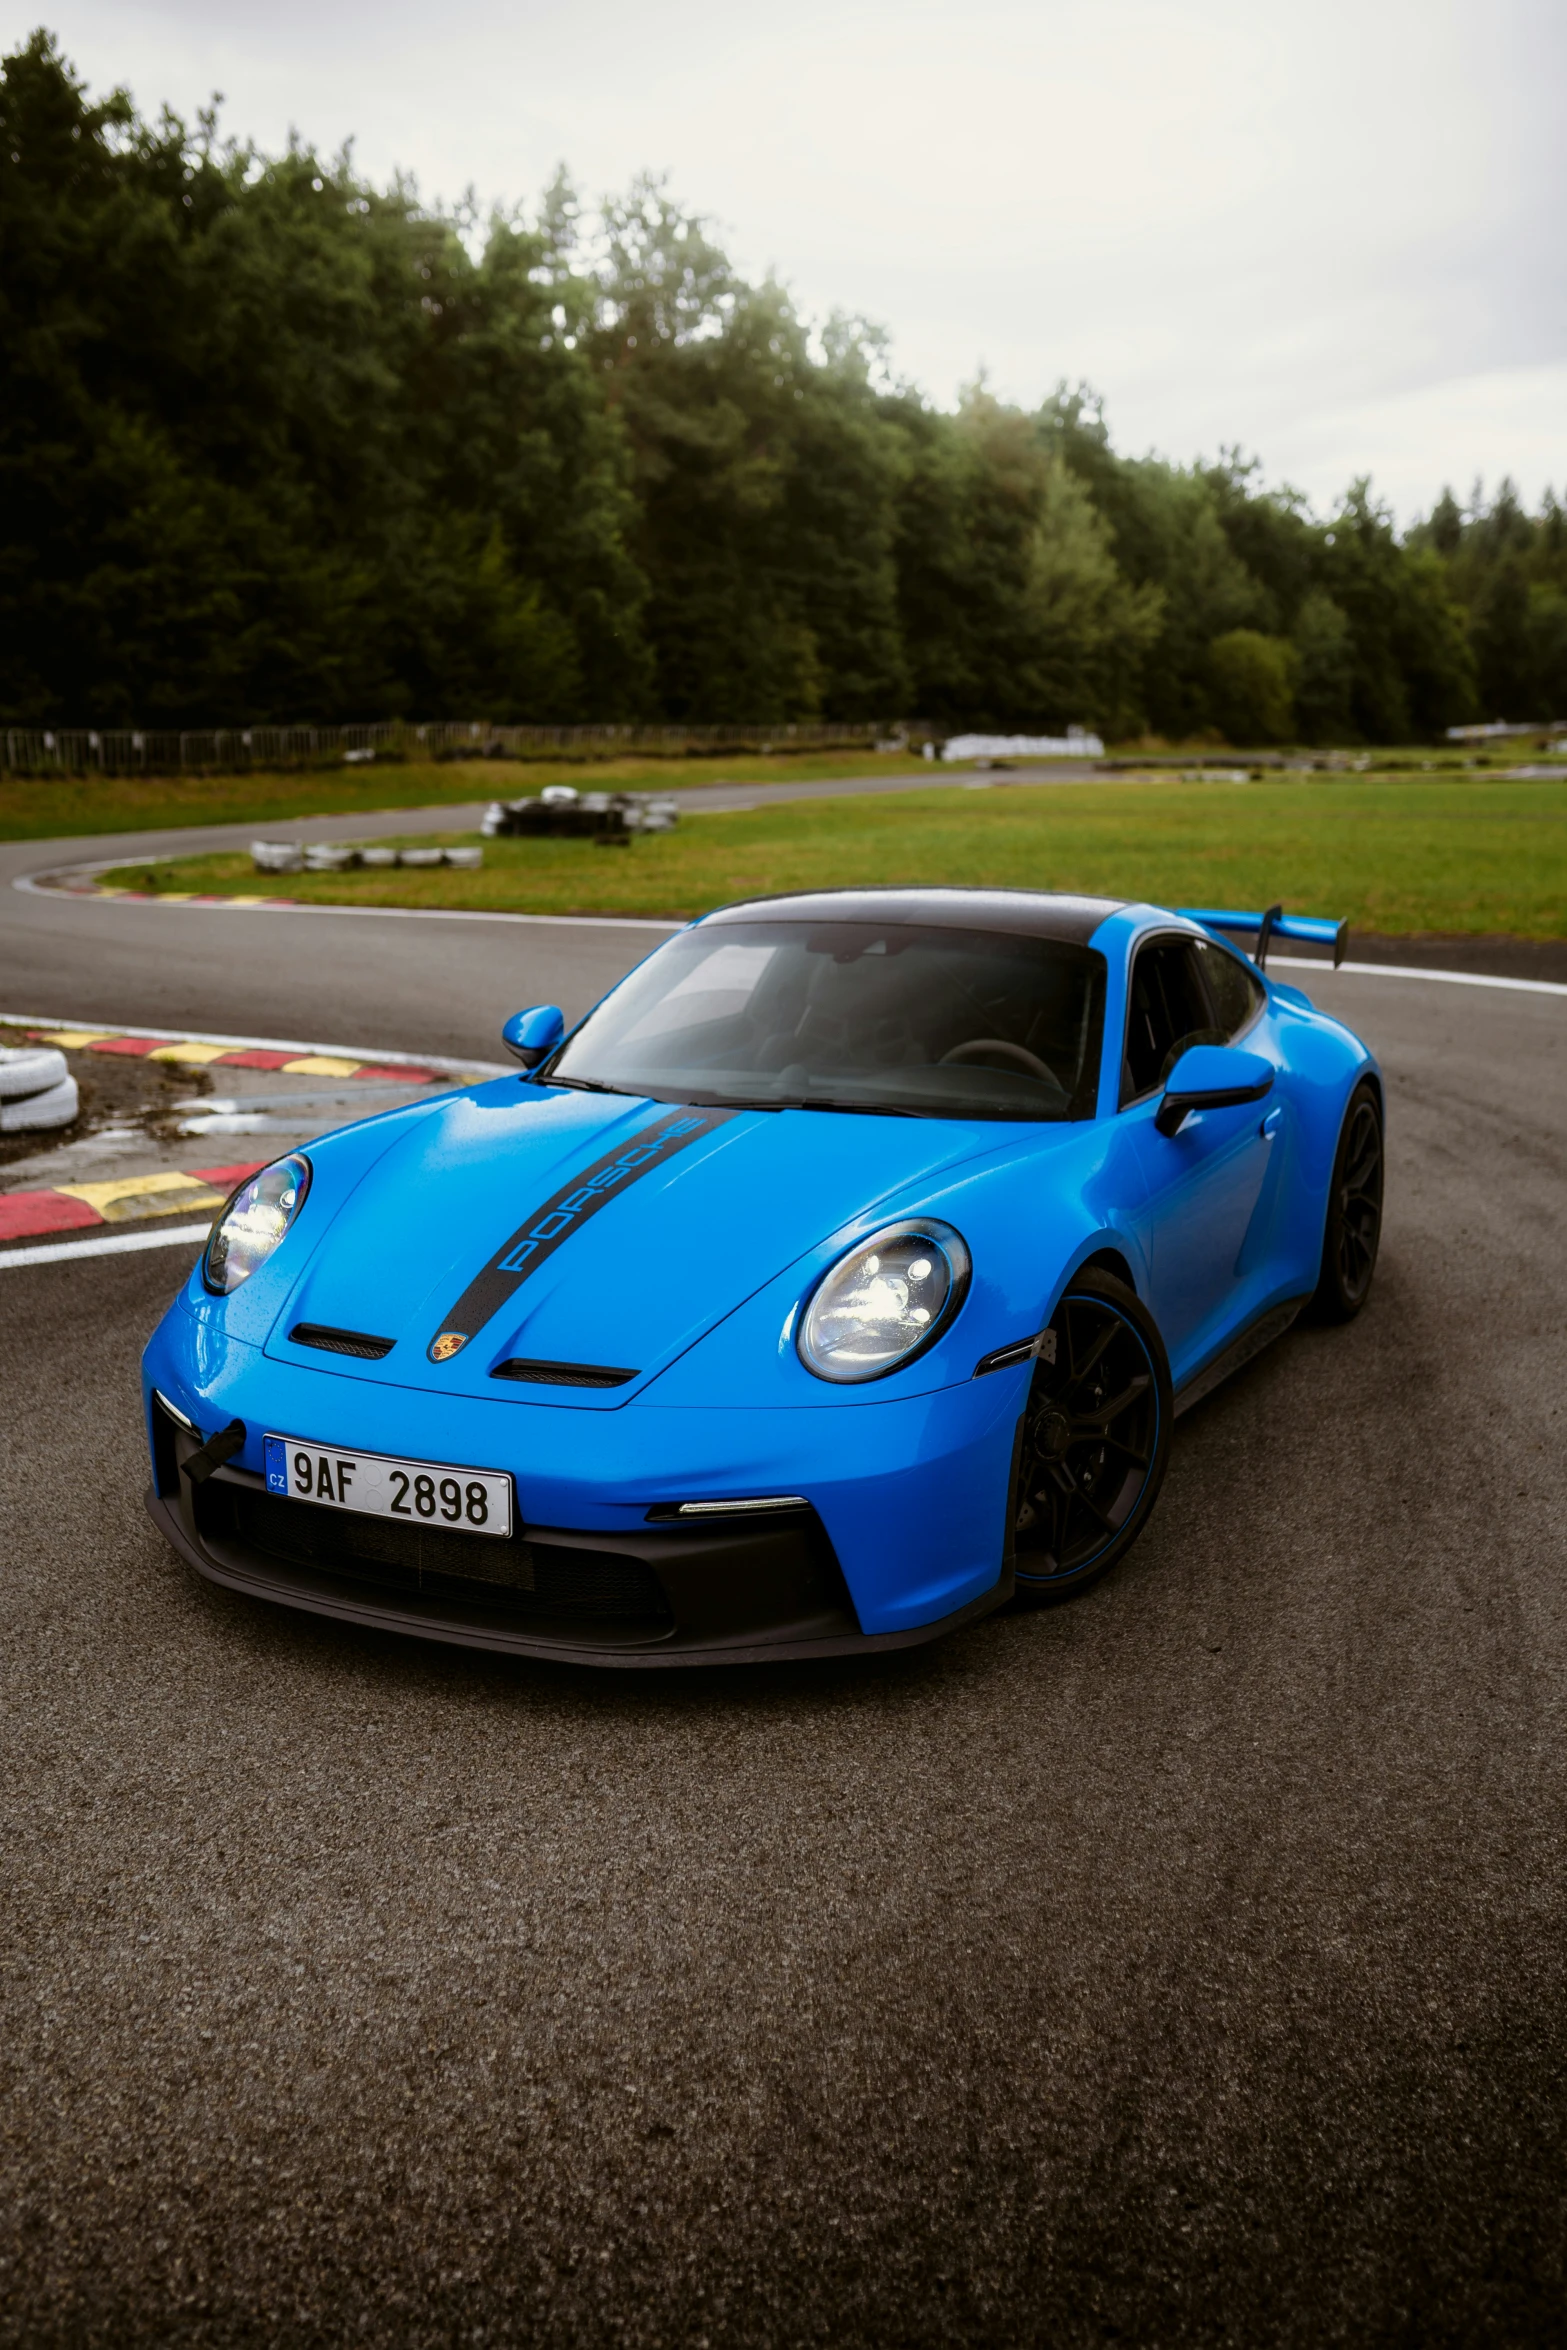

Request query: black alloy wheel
[
  {"left": 1314, "top": 1079, "right": 1384, "bottom": 1321},
  {"left": 1011, "top": 1267, "right": 1173, "bottom": 1602}
]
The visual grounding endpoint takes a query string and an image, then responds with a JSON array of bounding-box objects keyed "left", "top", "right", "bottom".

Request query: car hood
[{"left": 267, "top": 1082, "right": 1024, "bottom": 1402}]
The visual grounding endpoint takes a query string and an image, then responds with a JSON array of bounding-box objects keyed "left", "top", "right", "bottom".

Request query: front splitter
[{"left": 146, "top": 1489, "right": 1010, "bottom": 1669}]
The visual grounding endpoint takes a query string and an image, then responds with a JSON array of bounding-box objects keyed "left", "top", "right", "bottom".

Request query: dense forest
[{"left": 3, "top": 30, "right": 1563, "bottom": 742}]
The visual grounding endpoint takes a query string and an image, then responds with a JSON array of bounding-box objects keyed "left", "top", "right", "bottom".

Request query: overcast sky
[{"left": 10, "top": 0, "right": 1564, "bottom": 524}]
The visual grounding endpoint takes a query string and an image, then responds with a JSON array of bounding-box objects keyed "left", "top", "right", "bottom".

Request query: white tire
[
  {"left": 0, "top": 1073, "right": 79, "bottom": 1131},
  {"left": 0, "top": 1045, "right": 69, "bottom": 1100}
]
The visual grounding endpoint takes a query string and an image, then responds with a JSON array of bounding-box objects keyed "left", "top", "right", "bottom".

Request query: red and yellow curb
[
  {"left": 0, "top": 1162, "right": 267, "bottom": 1245},
  {"left": 20, "top": 1025, "right": 445, "bottom": 1084},
  {"left": 0, "top": 1018, "right": 499, "bottom": 1251},
  {"left": 87, "top": 889, "right": 301, "bottom": 907}
]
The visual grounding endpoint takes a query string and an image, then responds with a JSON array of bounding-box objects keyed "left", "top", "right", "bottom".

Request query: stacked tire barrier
[
  {"left": 0, "top": 1046, "right": 79, "bottom": 1133},
  {"left": 250, "top": 842, "right": 485, "bottom": 874},
  {"left": 481, "top": 787, "right": 680, "bottom": 845}
]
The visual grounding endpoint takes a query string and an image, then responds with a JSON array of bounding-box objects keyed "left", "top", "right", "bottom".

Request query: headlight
[
  {"left": 202, "top": 1154, "right": 311, "bottom": 1294},
  {"left": 797, "top": 1219, "right": 971, "bottom": 1383}
]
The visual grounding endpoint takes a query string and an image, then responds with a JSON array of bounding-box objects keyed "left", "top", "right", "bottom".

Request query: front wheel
[
  {"left": 1011, "top": 1268, "right": 1173, "bottom": 1603},
  {"left": 1313, "top": 1079, "right": 1384, "bottom": 1321}
]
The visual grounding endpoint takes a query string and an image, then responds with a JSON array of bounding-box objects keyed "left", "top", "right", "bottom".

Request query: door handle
[{"left": 1260, "top": 1106, "right": 1284, "bottom": 1141}]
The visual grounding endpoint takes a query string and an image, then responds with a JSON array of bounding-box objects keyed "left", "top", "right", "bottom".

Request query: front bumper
[
  {"left": 143, "top": 1327, "right": 1023, "bottom": 1665},
  {"left": 144, "top": 1480, "right": 1006, "bottom": 1667}
]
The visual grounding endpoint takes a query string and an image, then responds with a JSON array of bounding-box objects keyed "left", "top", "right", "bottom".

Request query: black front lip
[{"left": 145, "top": 1459, "right": 1010, "bottom": 1670}]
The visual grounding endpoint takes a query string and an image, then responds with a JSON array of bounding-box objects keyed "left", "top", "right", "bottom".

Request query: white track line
[
  {"left": 0, "top": 1011, "right": 511, "bottom": 1074},
  {"left": 1270, "top": 954, "right": 1567, "bottom": 999},
  {"left": 14, "top": 867, "right": 680, "bottom": 930},
  {"left": 0, "top": 1222, "right": 213, "bottom": 1271},
  {"left": 13, "top": 862, "right": 1566, "bottom": 994}
]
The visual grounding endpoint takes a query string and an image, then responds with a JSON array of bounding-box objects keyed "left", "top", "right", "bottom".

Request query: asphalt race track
[
  {"left": 0, "top": 813, "right": 677, "bottom": 1060},
  {"left": 3, "top": 832, "right": 1565, "bottom": 2346}
]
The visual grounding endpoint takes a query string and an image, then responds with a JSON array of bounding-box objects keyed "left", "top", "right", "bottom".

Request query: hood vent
[
  {"left": 492, "top": 1357, "right": 638, "bottom": 1389},
  {"left": 290, "top": 1322, "right": 396, "bottom": 1361}
]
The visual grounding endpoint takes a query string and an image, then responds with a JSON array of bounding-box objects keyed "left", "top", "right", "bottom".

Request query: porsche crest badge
[{"left": 428, "top": 1330, "right": 469, "bottom": 1363}]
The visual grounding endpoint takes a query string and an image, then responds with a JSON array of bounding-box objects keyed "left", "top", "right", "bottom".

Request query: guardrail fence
[{"left": 0, "top": 719, "right": 934, "bottom": 779}]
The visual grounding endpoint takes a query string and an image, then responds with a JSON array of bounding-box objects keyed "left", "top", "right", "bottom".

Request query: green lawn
[
  {"left": 99, "top": 774, "right": 1567, "bottom": 938},
  {"left": 2, "top": 744, "right": 1552, "bottom": 844},
  {"left": 0, "top": 751, "right": 927, "bottom": 842}
]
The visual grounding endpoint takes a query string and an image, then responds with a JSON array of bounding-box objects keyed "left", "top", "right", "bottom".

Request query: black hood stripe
[{"left": 426, "top": 1104, "right": 735, "bottom": 1364}]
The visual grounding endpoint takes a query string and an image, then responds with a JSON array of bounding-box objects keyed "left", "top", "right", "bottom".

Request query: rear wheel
[
  {"left": 1011, "top": 1268, "right": 1173, "bottom": 1602},
  {"left": 1313, "top": 1080, "right": 1383, "bottom": 1321}
]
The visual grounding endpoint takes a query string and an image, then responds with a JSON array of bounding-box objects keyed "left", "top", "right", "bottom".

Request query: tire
[
  {"left": 1313, "top": 1079, "right": 1383, "bottom": 1322},
  {"left": 1010, "top": 1267, "right": 1173, "bottom": 1603},
  {"left": 0, "top": 1073, "right": 79, "bottom": 1132},
  {"left": 0, "top": 1045, "right": 68, "bottom": 1101}
]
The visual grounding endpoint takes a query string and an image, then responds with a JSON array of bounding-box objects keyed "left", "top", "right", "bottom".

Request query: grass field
[
  {"left": 99, "top": 773, "right": 1567, "bottom": 938},
  {"left": 1, "top": 745, "right": 1555, "bottom": 844},
  {"left": 0, "top": 751, "right": 926, "bottom": 842}
]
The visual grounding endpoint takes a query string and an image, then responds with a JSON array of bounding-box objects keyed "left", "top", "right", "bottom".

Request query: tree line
[{"left": 3, "top": 31, "right": 1562, "bottom": 743}]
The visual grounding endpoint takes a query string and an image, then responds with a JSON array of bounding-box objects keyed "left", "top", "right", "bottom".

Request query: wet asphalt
[{"left": 2, "top": 874, "right": 1566, "bottom": 2345}]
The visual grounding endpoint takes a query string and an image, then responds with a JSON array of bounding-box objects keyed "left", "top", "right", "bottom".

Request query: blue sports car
[{"left": 143, "top": 888, "right": 1384, "bottom": 1666}]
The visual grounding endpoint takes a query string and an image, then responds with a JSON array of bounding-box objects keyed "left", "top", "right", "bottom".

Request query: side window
[
  {"left": 1192, "top": 938, "right": 1265, "bottom": 1042},
  {"left": 1121, "top": 938, "right": 1225, "bottom": 1104}
]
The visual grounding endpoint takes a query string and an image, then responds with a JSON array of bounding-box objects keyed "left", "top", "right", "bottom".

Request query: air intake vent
[
  {"left": 290, "top": 1322, "right": 395, "bottom": 1361},
  {"left": 491, "top": 1357, "right": 638, "bottom": 1389},
  {"left": 210, "top": 1489, "right": 671, "bottom": 1624}
]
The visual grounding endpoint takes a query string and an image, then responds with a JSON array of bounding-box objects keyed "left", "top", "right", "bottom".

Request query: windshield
[{"left": 549, "top": 919, "right": 1106, "bottom": 1121}]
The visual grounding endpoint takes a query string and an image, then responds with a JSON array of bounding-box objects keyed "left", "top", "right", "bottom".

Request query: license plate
[{"left": 263, "top": 1435, "right": 513, "bottom": 1538}]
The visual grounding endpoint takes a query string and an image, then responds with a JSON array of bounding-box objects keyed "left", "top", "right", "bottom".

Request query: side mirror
[
  {"left": 501, "top": 1004, "right": 565, "bottom": 1071},
  {"left": 1155, "top": 1044, "right": 1274, "bottom": 1137}
]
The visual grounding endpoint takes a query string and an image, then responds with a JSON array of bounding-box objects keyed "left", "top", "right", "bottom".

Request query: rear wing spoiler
[{"left": 1179, "top": 904, "right": 1347, "bottom": 972}]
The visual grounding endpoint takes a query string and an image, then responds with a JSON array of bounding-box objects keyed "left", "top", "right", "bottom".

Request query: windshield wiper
[
  {"left": 573, "top": 1084, "right": 930, "bottom": 1117},
  {"left": 775, "top": 1097, "right": 926, "bottom": 1118},
  {"left": 634, "top": 1091, "right": 927, "bottom": 1117}
]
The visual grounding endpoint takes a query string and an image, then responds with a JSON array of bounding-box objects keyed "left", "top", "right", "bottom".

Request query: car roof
[{"left": 698, "top": 886, "right": 1126, "bottom": 946}]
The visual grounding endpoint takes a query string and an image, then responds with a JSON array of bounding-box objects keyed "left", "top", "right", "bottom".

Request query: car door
[{"left": 1120, "top": 933, "right": 1276, "bottom": 1381}]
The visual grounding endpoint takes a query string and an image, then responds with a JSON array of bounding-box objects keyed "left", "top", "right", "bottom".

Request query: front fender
[
  {"left": 640, "top": 1118, "right": 1151, "bottom": 1411},
  {"left": 173, "top": 1095, "right": 445, "bottom": 1351}
]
